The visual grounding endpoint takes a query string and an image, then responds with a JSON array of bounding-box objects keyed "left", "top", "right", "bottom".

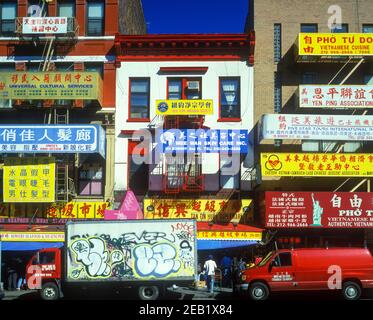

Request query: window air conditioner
[{"left": 187, "top": 81, "right": 200, "bottom": 91}]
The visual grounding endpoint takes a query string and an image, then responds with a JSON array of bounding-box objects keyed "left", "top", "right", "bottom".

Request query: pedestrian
[
  {"left": 7, "top": 261, "right": 17, "bottom": 291},
  {"left": 203, "top": 255, "right": 217, "bottom": 295},
  {"left": 220, "top": 253, "right": 233, "bottom": 288},
  {"left": 16, "top": 258, "right": 26, "bottom": 290}
]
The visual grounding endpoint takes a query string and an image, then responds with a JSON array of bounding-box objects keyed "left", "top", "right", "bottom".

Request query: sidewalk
[
  {"left": 2, "top": 290, "right": 37, "bottom": 300},
  {"left": 168, "top": 285, "right": 234, "bottom": 300}
]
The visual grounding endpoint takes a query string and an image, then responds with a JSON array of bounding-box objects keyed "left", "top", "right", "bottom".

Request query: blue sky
[{"left": 141, "top": 0, "right": 249, "bottom": 34}]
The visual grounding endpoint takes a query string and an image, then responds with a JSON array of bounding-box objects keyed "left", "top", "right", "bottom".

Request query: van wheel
[
  {"left": 138, "top": 286, "right": 160, "bottom": 300},
  {"left": 249, "top": 282, "right": 269, "bottom": 301},
  {"left": 41, "top": 282, "right": 59, "bottom": 301},
  {"left": 342, "top": 282, "right": 361, "bottom": 300}
]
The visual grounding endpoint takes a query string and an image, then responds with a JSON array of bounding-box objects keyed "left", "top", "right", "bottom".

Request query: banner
[
  {"left": 197, "top": 231, "right": 262, "bottom": 241},
  {"left": 299, "top": 85, "right": 373, "bottom": 108},
  {"left": 22, "top": 17, "right": 68, "bottom": 34},
  {"left": 266, "top": 192, "right": 373, "bottom": 228},
  {"left": 0, "top": 72, "right": 103, "bottom": 104},
  {"left": 261, "top": 114, "right": 373, "bottom": 141},
  {"left": 144, "top": 199, "right": 252, "bottom": 223},
  {"left": 46, "top": 201, "right": 112, "bottom": 219},
  {"left": 261, "top": 153, "right": 373, "bottom": 177},
  {"left": 157, "top": 129, "right": 249, "bottom": 153},
  {"left": 156, "top": 99, "right": 213, "bottom": 115},
  {"left": 3, "top": 157, "right": 55, "bottom": 203},
  {"left": 104, "top": 190, "right": 143, "bottom": 220},
  {"left": 0, "top": 125, "right": 105, "bottom": 157},
  {"left": 298, "top": 33, "right": 373, "bottom": 56},
  {"left": 0, "top": 232, "right": 65, "bottom": 242}
]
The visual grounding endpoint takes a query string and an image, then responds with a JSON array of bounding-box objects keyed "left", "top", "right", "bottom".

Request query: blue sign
[
  {"left": 157, "top": 129, "right": 248, "bottom": 153},
  {"left": 0, "top": 124, "right": 105, "bottom": 158}
]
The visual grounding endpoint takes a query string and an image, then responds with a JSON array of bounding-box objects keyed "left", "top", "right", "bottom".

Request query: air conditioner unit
[
  {"left": 0, "top": 99, "right": 12, "bottom": 109},
  {"left": 187, "top": 81, "right": 200, "bottom": 91}
]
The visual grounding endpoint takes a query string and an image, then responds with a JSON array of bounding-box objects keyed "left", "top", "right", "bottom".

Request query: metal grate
[
  {"left": 274, "top": 71, "right": 282, "bottom": 113},
  {"left": 274, "top": 24, "right": 281, "bottom": 64}
]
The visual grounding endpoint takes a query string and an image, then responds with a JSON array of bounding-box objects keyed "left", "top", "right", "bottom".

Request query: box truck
[
  {"left": 26, "top": 219, "right": 197, "bottom": 300},
  {"left": 240, "top": 248, "right": 373, "bottom": 301}
]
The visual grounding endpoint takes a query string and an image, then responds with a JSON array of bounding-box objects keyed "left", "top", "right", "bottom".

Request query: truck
[
  {"left": 239, "top": 248, "right": 373, "bottom": 301},
  {"left": 26, "top": 219, "right": 197, "bottom": 300}
]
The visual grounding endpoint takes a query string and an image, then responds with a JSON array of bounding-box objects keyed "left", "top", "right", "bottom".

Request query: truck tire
[
  {"left": 138, "top": 286, "right": 160, "bottom": 300},
  {"left": 342, "top": 281, "right": 361, "bottom": 301},
  {"left": 249, "top": 282, "right": 269, "bottom": 301},
  {"left": 41, "top": 282, "right": 59, "bottom": 301}
]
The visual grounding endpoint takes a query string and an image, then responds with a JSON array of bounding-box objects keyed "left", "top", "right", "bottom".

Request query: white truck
[{"left": 26, "top": 219, "right": 197, "bottom": 300}]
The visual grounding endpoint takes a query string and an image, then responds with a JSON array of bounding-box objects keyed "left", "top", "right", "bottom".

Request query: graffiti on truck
[{"left": 68, "top": 223, "right": 195, "bottom": 280}]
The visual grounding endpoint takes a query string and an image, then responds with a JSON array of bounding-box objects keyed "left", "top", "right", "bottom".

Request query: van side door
[{"left": 268, "top": 252, "right": 298, "bottom": 291}]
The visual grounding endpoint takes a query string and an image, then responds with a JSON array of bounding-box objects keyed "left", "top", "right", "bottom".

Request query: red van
[{"left": 240, "top": 248, "right": 373, "bottom": 300}]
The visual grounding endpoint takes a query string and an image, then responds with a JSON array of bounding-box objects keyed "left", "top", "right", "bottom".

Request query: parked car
[{"left": 240, "top": 247, "right": 373, "bottom": 300}]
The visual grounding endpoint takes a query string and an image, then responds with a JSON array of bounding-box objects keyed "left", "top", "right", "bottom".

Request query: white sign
[
  {"left": 22, "top": 17, "right": 68, "bottom": 34},
  {"left": 261, "top": 114, "right": 373, "bottom": 141},
  {"left": 299, "top": 85, "right": 373, "bottom": 108}
]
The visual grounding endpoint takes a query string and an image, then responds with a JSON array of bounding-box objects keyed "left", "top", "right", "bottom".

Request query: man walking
[{"left": 204, "top": 255, "right": 217, "bottom": 295}]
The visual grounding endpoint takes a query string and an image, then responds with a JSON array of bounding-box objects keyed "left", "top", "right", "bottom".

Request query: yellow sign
[
  {"left": 0, "top": 72, "right": 103, "bottom": 104},
  {"left": 155, "top": 99, "right": 213, "bottom": 115},
  {"left": 0, "top": 232, "right": 65, "bottom": 242},
  {"left": 197, "top": 231, "right": 262, "bottom": 241},
  {"left": 261, "top": 153, "right": 373, "bottom": 177},
  {"left": 46, "top": 201, "right": 111, "bottom": 219},
  {"left": 298, "top": 33, "right": 373, "bottom": 56},
  {"left": 3, "top": 157, "right": 55, "bottom": 203},
  {"left": 144, "top": 199, "right": 252, "bottom": 223}
]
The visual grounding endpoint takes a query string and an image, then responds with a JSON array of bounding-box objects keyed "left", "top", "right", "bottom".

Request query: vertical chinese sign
[{"left": 3, "top": 157, "right": 55, "bottom": 203}]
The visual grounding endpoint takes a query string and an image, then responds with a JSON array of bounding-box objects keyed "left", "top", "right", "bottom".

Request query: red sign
[{"left": 265, "top": 192, "right": 373, "bottom": 228}]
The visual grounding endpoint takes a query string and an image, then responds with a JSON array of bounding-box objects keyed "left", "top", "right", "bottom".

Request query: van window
[
  {"left": 273, "top": 252, "right": 292, "bottom": 267},
  {"left": 39, "top": 252, "right": 55, "bottom": 264}
]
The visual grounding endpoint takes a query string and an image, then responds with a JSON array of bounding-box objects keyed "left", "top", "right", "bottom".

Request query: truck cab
[{"left": 26, "top": 248, "right": 63, "bottom": 300}]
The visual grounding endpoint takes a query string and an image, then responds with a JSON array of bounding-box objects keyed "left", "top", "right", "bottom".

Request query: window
[
  {"left": 0, "top": 2, "right": 16, "bottom": 35},
  {"left": 58, "top": 0, "right": 75, "bottom": 17},
  {"left": 28, "top": 0, "right": 48, "bottom": 17},
  {"left": 274, "top": 24, "right": 282, "bottom": 63},
  {"left": 129, "top": 78, "right": 150, "bottom": 120},
  {"left": 300, "top": 24, "right": 318, "bottom": 33},
  {"left": 301, "top": 72, "right": 318, "bottom": 84},
  {"left": 331, "top": 23, "right": 348, "bottom": 33},
  {"left": 220, "top": 155, "right": 239, "bottom": 189},
  {"left": 272, "top": 252, "right": 292, "bottom": 267},
  {"left": 362, "top": 24, "right": 373, "bottom": 33},
  {"left": 39, "top": 252, "right": 56, "bottom": 265},
  {"left": 84, "top": 63, "right": 103, "bottom": 107},
  {"left": 87, "top": 1, "right": 104, "bottom": 36},
  {"left": 78, "top": 160, "right": 104, "bottom": 196},
  {"left": 219, "top": 78, "right": 240, "bottom": 119},
  {"left": 0, "top": 64, "right": 13, "bottom": 108},
  {"left": 364, "top": 74, "right": 373, "bottom": 85},
  {"left": 167, "top": 78, "right": 202, "bottom": 100}
]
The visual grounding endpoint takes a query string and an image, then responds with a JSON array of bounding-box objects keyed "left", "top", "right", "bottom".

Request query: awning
[
  {"left": 1, "top": 242, "right": 64, "bottom": 251},
  {"left": 197, "top": 239, "right": 258, "bottom": 250},
  {"left": 197, "top": 222, "right": 263, "bottom": 241}
]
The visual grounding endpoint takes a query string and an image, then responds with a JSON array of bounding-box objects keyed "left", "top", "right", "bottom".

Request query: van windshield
[{"left": 258, "top": 251, "right": 274, "bottom": 267}]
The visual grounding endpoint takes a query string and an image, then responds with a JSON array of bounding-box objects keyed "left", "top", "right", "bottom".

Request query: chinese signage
[
  {"left": 157, "top": 129, "right": 249, "bottom": 153},
  {"left": 0, "top": 232, "right": 65, "bottom": 242},
  {"left": 0, "top": 72, "right": 103, "bottom": 104},
  {"left": 298, "top": 33, "right": 373, "bottom": 56},
  {"left": 0, "top": 125, "right": 105, "bottom": 157},
  {"left": 261, "top": 114, "right": 373, "bottom": 141},
  {"left": 299, "top": 85, "right": 373, "bottom": 109},
  {"left": 144, "top": 199, "right": 252, "bottom": 223},
  {"left": 156, "top": 100, "right": 213, "bottom": 115},
  {"left": 261, "top": 153, "right": 373, "bottom": 177},
  {"left": 3, "top": 157, "right": 55, "bottom": 203},
  {"left": 266, "top": 192, "right": 373, "bottom": 228},
  {"left": 197, "top": 231, "right": 262, "bottom": 241},
  {"left": 22, "top": 17, "right": 68, "bottom": 34},
  {"left": 46, "top": 201, "right": 111, "bottom": 219}
]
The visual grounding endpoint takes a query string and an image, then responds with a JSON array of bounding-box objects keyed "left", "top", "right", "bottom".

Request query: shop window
[
  {"left": 0, "top": 2, "right": 16, "bottom": 36},
  {"left": 28, "top": 0, "right": 48, "bottom": 17},
  {"left": 167, "top": 78, "right": 202, "bottom": 100},
  {"left": 58, "top": 0, "right": 76, "bottom": 17},
  {"left": 129, "top": 78, "right": 150, "bottom": 120},
  {"left": 363, "top": 24, "right": 373, "bottom": 33},
  {"left": 219, "top": 77, "right": 241, "bottom": 120},
  {"left": 78, "top": 160, "right": 104, "bottom": 196},
  {"left": 331, "top": 23, "right": 348, "bottom": 33},
  {"left": 87, "top": 1, "right": 104, "bottom": 36},
  {"left": 300, "top": 23, "right": 318, "bottom": 33}
]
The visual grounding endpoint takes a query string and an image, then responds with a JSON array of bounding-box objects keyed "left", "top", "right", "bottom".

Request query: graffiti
[
  {"left": 133, "top": 243, "right": 181, "bottom": 277},
  {"left": 67, "top": 222, "right": 196, "bottom": 281},
  {"left": 70, "top": 237, "right": 124, "bottom": 279}
]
